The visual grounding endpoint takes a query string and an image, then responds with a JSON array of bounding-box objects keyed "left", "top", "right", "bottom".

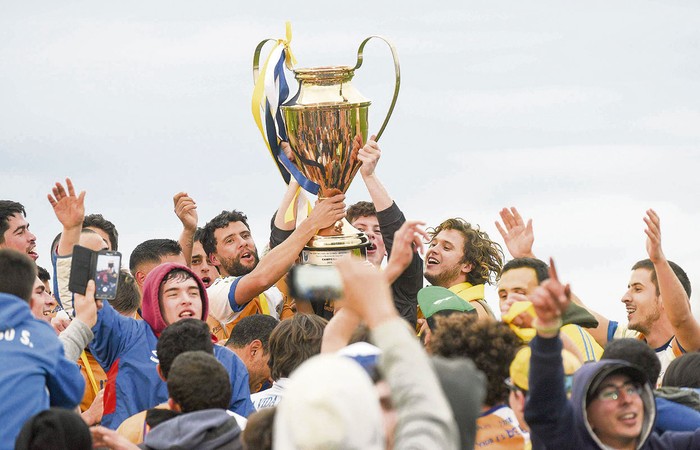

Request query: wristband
[{"left": 532, "top": 317, "right": 562, "bottom": 334}]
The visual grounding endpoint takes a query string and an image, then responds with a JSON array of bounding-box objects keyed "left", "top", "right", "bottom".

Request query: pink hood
[{"left": 141, "top": 263, "right": 209, "bottom": 337}]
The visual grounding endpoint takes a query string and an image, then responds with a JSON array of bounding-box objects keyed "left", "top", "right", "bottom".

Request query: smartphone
[
  {"left": 93, "top": 251, "right": 121, "bottom": 300},
  {"left": 68, "top": 245, "right": 121, "bottom": 300},
  {"left": 287, "top": 264, "right": 343, "bottom": 302}
]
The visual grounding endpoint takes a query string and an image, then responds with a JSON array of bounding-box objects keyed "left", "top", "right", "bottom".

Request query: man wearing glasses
[{"left": 524, "top": 260, "right": 700, "bottom": 449}]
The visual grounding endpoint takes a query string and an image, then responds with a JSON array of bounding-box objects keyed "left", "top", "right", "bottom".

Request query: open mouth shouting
[
  {"left": 200, "top": 276, "right": 213, "bottom": 287},
  {"left": 179, "top": 309, "right": 198, "bottom": 319},
  {"left": 27, "top": 246, "right": 38, "bottom": 261},
  {"left": 240, "top": 250, "right": 256, "bottom": 264},
  {"left": 426, "top": 254, "right": 440, "bottom": 269}
]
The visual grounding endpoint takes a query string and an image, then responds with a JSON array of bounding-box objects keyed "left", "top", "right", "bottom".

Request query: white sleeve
[
  {"left": 207, "top": 276, "right": 237, "bottom": 324},
  {"left": 56, "top": 255, "right": 74, "bottom": 316}
]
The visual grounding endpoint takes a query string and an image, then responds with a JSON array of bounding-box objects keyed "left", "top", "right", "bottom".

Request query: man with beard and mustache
[
  {"left": 201, "top": 195, "right": 344, "bottom": 339},
  {"left": 423, "top": 218, "right": 504, "bottom": 319}
]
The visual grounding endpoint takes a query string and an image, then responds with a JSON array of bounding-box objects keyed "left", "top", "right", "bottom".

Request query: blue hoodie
[
  {"left": 525, "top": 335, "right": 700, "bottom": 449},
  {"left": 89, "top": 263, "right": 254, "bottom": 429},
  {"left": 0, "top": 293, "right": 84, "bottom": 449}
]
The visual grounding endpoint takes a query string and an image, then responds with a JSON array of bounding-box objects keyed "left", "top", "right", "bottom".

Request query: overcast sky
[{"left": 2, "top": 1, "right": 699, "bottom": 323}]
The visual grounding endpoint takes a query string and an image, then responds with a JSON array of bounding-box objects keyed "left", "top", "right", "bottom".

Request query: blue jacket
[
  {"left": 0, "top": 293, "right": 84, "bottom": 449},
  {"left": 525, "top": 335, "right": 700, "bottom": 449},
  {"left": 90, "top": 263, "right": 254, "bottom": 429}
]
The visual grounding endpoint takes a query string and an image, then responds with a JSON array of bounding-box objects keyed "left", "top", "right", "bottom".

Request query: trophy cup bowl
[{"left": 254, "top": 35, "right": 400, "bottom": 265}]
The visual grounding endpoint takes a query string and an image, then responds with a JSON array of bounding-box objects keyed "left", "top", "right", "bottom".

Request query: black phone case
[{"left": 68, "top": 245, "right": 96, "bottom": 296}]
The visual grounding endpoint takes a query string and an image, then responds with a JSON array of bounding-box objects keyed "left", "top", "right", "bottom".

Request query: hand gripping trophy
[{"left": 252, "top": 23, "right": 400, "bottom": 265}]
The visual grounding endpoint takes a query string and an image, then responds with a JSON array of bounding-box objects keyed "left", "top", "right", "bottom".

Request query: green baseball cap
[{"left": 418, "top": 286, "right": 475, "bottom": 318}]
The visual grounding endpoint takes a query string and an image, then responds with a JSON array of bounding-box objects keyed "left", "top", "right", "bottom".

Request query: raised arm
[
  {"left": 358, "top": 135, "right": 392, "bottom": 212},
  {"left": 645, "top": 209, "right": 700, "bottom": 350},
  {"left": 233, "top": 193, "right": 346, "bottom": 305},
  {"left": 48, "top": 178, "right": 86, "bottom": 257},
  {"left": 174, "top": 192, "right": 198, "bottom": 267},
  {"left": 336, "top": 256, "right": 459, "bottom": 449},
  {"left": 496, "top": 206, "right": 611, "bottom": 346},
  {"left": 524, "top": 259, "right": 576, "bottom": 448},
  {"left": 384, "top": 220, "right": 428, "bottom": 285}
]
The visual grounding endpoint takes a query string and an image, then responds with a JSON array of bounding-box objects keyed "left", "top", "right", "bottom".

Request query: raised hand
[
  {"left": 358, "top": 134, "right": 380, "bottom": 178},
  {"left": 308, "top": 193, "right": 346, "bottom": 230},
  {"left": 336, "top": 256, "right": 396, "bottom": 329},
  {"left": 74, "top": 280, "right": 100, "bottom": 329},
  {"left": 495, "top": 207, "right": 535, "bottom": 259},
  {"left": 529, "top": 258, "right": 571, "bottom": 337},
  {"left": 385, "top": 220, "right": 429, "bottom": 284},
  {"left": 47, "top": 178, "right": 85, "bottom": 229},
  {"left": 173, "top": 192, "right": 198, "bottom": 233},
  {"left": 644, "top": 209, "right": 664, "bottom": 264}
]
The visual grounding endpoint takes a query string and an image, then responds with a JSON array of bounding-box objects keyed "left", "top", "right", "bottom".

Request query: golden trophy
[{"left": 253, "top": 29, "right": 400, "bottom": 265}]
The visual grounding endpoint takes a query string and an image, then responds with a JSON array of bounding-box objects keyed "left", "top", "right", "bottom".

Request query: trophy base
[{"left": 300, "top": 219, "right": 370, "bottom": 266}]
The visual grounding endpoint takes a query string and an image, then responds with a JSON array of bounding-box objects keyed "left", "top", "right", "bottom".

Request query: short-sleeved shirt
[
  {"left": 207, "top": 276, "right": 283, "bottom": 339},
  {"left": 475, "top": 404, "right": 530, "bottom": 449}
]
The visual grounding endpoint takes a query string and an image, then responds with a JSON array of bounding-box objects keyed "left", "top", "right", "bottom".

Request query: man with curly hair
[
  {"left": 429, "top": 313, "right": 527, "bottom": 449},
  {"left": 424, "top": 218, "right": 504, "bottom": 319}
]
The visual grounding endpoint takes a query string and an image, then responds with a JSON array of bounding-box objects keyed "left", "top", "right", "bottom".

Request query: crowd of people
[{"left": 2, "top": 137, "right": 700, "bottom": 449}]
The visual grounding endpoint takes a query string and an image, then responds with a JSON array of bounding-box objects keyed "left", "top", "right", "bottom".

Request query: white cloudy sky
[{"left": 2, "top": 1, "right": 699, "bottom": 323}]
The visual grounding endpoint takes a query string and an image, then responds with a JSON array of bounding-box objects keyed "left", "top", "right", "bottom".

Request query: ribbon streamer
[{"left": 251, "top": 22, "right": 320, "bottom": 196}]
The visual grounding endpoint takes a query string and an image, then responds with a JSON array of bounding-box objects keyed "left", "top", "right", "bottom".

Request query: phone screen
[{"left": 94, "top": 252, "right": 120, "bottom": 300}]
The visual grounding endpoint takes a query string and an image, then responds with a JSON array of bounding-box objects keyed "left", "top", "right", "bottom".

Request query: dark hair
[
  {"left": 129, "top": 239, "right": 182, "bottom": 274},
  {"left": 50, "top": 232, "right": 62, "bottom": 256},
  {"left": 242, "top": 407, "right": 276, "bottom": 450},
  {"left": 201, "top": 210, "right": 250, "bottom": 257},
  {"left": 429, "top": 314, "right": 521, "bottom": 407},
  {"left": 346, "top": 201, "right": 377, "bottom": 225},
  {"left": 225, "top": 314, "right": 279, "bottom": 353},
  {"left": 15, "top": 408, "right": 91, "bottom": 450},
  {"left": 194, "top": 227, "right": 206, "bottom": 244},
  {"left": 631, "top": 259, "right": 691, "bottom": 298},
  {"left": 662, "top": 353, "right": 700, "bottom": 388},
  {"left": 167, "top": 351, "right": 231, "bottom": 413},
  {"left": 37, "top": 266, "right": 51, "bottom": 283},
  {"left": 268, "top": 314, "right": 327, "bottom": 380},
  {"left": 157, "top": 319, "right": 214, "bottom": 379},
  {"left": 501, "top": 258, "right": 549, "bottom": 283},
  {"left": 428, "top": 218, "right": 504, "bottom": 285},
  {"left": 0, "top": 249, "right": 37, "bottom": 302},
  {"left": 602, "top": 338, "right": 660, "bottom": 385},
  {"left": 0, "top": 200, "right": 26, "bottom": 244},
  {"left": 83, "top": 214, "right": 119, "bottom": 250},
  {"left": 110, "top": 270, "right": 140, "bottom": 315}
]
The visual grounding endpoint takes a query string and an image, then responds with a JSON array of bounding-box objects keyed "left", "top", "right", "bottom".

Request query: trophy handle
[
  {"left": 253, "top": 38, "right": 278, "bottom": 83},
  {"left": 353, "top": 36, "right": 401, "bottom": 142}
]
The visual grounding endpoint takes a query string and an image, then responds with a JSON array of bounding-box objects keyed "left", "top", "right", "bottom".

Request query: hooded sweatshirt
[
  {"left": 89, "top": 263, "right": 253, "bottom": 429},
  {"left": 0, "top": 293, "right": 84, "bottom": 449},
  {"left": 139, "top": 409, "right": 242, "bottom": 450},
  {"left": 525, "top": 335, "right": 700, "bottom": 449}
]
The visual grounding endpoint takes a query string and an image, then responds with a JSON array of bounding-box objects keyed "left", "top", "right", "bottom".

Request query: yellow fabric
[
  {"left": 448, "top": 282, "right": 496, "bottom": 318},
  {"left": 251, "top": 21, "right": 297, "bottom": 181},
  {"left": 77, "top": 351, "right": 107, "bottom": 412},
  {"left": 207, "top": 294, "right": 275, "bottom": 342},
  {"left": 80, "top": 351, "right": 99, "bottom": 396},
  {"left": 503, "top": 301, "right": 602, "bottom": 362},
  {"left": 510, "top": 346, "right": 582, "bottom": 391}
]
